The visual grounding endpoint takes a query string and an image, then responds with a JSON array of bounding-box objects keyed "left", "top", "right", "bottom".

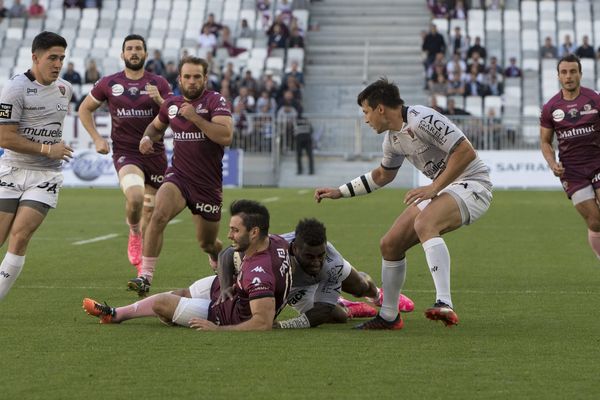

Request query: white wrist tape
[
  {"left": 339, "top": 171, "right": 380, "bottom": 197},
  {"left": 277, "top": 313, "right": 311, "bottom": 329}
]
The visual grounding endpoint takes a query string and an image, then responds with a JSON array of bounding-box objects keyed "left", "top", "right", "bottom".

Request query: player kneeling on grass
[
  {"left": 82, "top": 218, "right": 414, "bottom": 328},
  {"left": 84, "top": 199, "right": 291, "bottom": 331}
]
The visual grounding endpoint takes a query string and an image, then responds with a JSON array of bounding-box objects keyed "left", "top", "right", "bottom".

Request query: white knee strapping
[{"left": 120, "top": 174, "right": 145, "bottom": 193}]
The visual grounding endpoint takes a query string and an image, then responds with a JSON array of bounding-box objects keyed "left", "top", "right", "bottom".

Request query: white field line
[
  {"left": 261, "top": 197, "right": 280, "bottom": 203},
  {"left": 72, "top": 234, "right": 119, "bottom": 246},
  {"left": 297, "top": 190, "right": 310, "bottom": 195}
]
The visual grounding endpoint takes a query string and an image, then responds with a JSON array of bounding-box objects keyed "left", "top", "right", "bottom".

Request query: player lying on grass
[{"left": 82, "top": 218, "right": 414, "bottom": 328}]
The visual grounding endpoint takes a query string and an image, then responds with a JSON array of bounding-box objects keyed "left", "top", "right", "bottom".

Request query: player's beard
[
  {"left": 124, "top": 56, "right": 146, "bottom": 71},
  {"left": 181, "top": 85, "right": 205, "bottom": 100}
]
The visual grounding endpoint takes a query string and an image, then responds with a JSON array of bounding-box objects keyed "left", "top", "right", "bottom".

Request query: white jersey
[
  {"left": 280, "top": 232, "right": 352, "bottom": 314},
  {"left": 0, "top": 71, "right": 72, "bottom": 171},
  {"left": 382, "top": 105, "right": 492, "bottom": 190}
]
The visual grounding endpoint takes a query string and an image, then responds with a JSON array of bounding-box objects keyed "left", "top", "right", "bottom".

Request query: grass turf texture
[{"left": 1, "top": 188, "right": 599, "bottom": 399}]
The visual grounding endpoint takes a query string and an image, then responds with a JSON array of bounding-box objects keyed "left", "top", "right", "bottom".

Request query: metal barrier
[{"left": 228, "top": 113, "right": 544, "bottom": 157}]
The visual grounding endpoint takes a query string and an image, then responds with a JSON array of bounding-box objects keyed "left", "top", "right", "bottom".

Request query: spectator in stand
[
  {"left": 467, "top": 36, "right": 487, "bottom": 62},
  {"left": 62, "top": 62, "right": 82, "bottom": 85},
  {"left": 165, "top": 61, "right": 179, "bottom": 95},
  {"left": 285, "top": 60, "right": 304, "bottom": 87},
  {"left": 256, "top": 90, "right": 277, "bottom": 114},
  {"left": 279, "top": 75, "right": 302, "bottom": 104},
  {"left": 288, "top": 27, "right": 305, "bottom": 48},
  {"left": 446, "top": 51, "right": 466, "bottom": 77},
  {"left": 267, "top": 14, "right": 290, "bottom": 41},
  {"left": 257, "top": 0, "right": 272, "bottom": 30},
  {"left": 84, "top": 59, "right": 101, "bottom": 84},
  {"left": 218, "top": 26, "right": 247, "bottom": 57},
  {"left": 467, "top": 50, "right": 485, "bottom": 74},
  {"left": 422, "top": 24, "right": 446, "bottom": 70},
  {"left": 259, "top": 72, "right": 279, "bottom": 98},
  {"left": 485, "top": 56, "right": 502, "bottom": 75},
  {"left": 202, "top": 13, "right": 223, "bottom": 38},
  {"left": 145, "top": 50, "right": 167, "bottom": 77},
  {"left": 450, "top": 0, "right": 467, "bottom": 19},
  {"left": 504, "top": 57, "right": 522, "bottom": 78},
  {"left": 540, "top": 36, "right": 558, "bottom": 59},
  {"left": 445, "top": 98, "right": 470, "bottom": 116},
  {"left": 278, "top": 89, "right": 303, "bottom": 116},
  {"left": 277, "top": 0, "right": 293, "bottom": 25},
  {"left": 446, "top": 70, "right": 465, "bottom": 96},
  {"left": 8, "top": 0, "right": 26, "bottom": 18},
  {"left": 28, "top": 0, "right": 45, "bottom": 18},
  {"left": 233, "top": 86, "right": 256, "bottom": 113},
  {"left": 198, "top": 25, "right": 218, "bottom": 54},
  {"left": 0, "top": 0, "right": 7, "bottom": 21},
  {"left": 558, "top": 34, "right": 576, "bottom": 57},
  {"left": 294, "top": 116, "right": 314, "bottom": 175},
  {"left": 429, "top": 73, "right": 448, "bottom": 96},
  {"left": 428, "top": 0, "right": 448, "bottom": 18},
  {"left": 464, "top": 66, "right": 486, "bottom": 96},
  {"left": 483, "top": 73, "right": 503, "bottom": 96},
  {"left": 276, "top": 102, "right": 298, "bottom": 147},
  {"left": 63, "top": 0, "right": 82, "bottom": 8},
  {"left": 238, "top": 19, "right": 253, "bottom": 39},
  {"left": 268, "top": 24, "right": 288, "bottom": 54},
  {"left": 575, "top": 35, "right": 595, "bottom": 59},
  {"left": 239, "top": 70, "right": 259, "bottom": 96},
  {"left": 450, "top": 27, "right": 468, "bottom": 60},
  {"left": 427, "top": 52, "right": 446, "bottom": 83},
  {"left": 289, "top": 17, "right": 304, "bottom": 37}
]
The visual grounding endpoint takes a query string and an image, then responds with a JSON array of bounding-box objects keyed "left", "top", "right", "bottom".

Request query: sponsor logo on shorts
[
  {"left": 149, "top": 174, "right": 163, "bottom": 183},
  {"left": 0, "top": 179, "right": 15, "bottom": 188},
  {"left": 0, "top": 103, "right": 13, "bottom": 119},
  {"left": 552, "top": 109, "right": 565, "bottom": 122},
  {"left": 195, "top": 202, "right": 221, "bottom": 214},
  {"left": 111, "top": 84, "right": 125, "bottom": 97},
  {"left": 592, "top": 172, "right": 600, "bottom": 184},
  {"left": 168, "top": 105, "right": 178, "bottom": 119},
  {"left": 71, "top": 151, "right": 112, "bottom": 181}
]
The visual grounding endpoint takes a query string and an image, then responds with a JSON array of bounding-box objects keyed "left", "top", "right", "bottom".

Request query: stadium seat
[{"left": 465, "top": 96, "right": 483, "bottom": 117}]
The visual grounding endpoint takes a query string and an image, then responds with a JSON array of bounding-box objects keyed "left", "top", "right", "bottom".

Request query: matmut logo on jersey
[
  {"left": 556, "top": 125, "right": 595, "bottom": 140},
  {"left": 418, "top": 114, "right": 455, "bottom": 145},
  {"left": 116, "top": 108, "right": 154, "bottom": 118},
  {"left": 173, "top": 131, "right": 206, "bottom": 141}
]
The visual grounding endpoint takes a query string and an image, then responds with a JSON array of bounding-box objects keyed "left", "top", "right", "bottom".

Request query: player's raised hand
[
  {"left": 94, "top": 137, "right": 110, "bottom": 154},
  {"left": 189, "top": 318, "right": 218, "bottom": 331},
  {"left": 145, "top": 84, "right": 161, "bottom": 103},
  {"left": 178, "top": 102, "right": 197, "bottom": 121},
  {"left": 139, "top": 135, "right": 154, "bottom": 154},
  {"left": 404, "top": 184, "right": 437, "bottom": 205},
  {"left": 314, "top": 187, "right": 342, "bottom": 203},
  {"left": 48, "top": 141, "right": 73, "bottom": 161}
]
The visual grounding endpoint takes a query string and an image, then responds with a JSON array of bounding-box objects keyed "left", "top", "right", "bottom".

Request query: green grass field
[{"left": 1, "top": 188, "right": 599, "bottom": 400}]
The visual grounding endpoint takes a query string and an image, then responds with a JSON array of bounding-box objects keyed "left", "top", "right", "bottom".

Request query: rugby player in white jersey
[
  {"left": 315, "top": 78, "right": 493, "bottom": 329},
  {"left": 0, "top": 31, "right": 73, "bottom": 300}
]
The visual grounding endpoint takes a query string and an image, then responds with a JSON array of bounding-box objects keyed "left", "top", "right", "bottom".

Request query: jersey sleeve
[
  {"left": 242, "top": 261, "right": 276, "bottom": 300},
  {"left": 89, "top": 77, "right": 108, "bottom": 103},
  {"left": 157, "top": 98, "right": 171, "bottom": 125},
  {"left": 381, "top": 133, "right": 405, "bottom": 170},
  {"left": 209, "top": 92, "right": 232, "bottom": 118},
  {"left": 0, "top": 78, "right": 24, "bottom": 125},
  {"left": 156, "top": 76, "right": 173, "bottom": 99},
  {"left": 539, "top": 102, "right": 554, "bottom": 129}
]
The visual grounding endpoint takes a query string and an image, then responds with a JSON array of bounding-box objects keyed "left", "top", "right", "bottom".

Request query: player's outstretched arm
[
  {"left": 78, "top": 94, "right": 109, "bottom": 154},
  {"left": 140, "top": 117, "right": 168, "bottom": 154},
  {"left": 315, "top": 166, "right": 396, "bottom": 203},
  {"left": 275, "top": 302, "right": 338, "bottom": 328},
  {"left": 190, "top": 297, "right": 276, "bottom": 331}
]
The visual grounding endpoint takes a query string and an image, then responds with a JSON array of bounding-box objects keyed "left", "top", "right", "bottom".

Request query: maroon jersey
[
  {"left": 209, "top": 235, "right": 292, "bottom": 326},
  {"left": 90, "top": 71, "right": 172, "bottom": 155},
  {"left": 157, "top": 90, "right": 232, "bottom": 189},
  {"left": 540, "top": 86, "right": 600, "bottom": 168}
]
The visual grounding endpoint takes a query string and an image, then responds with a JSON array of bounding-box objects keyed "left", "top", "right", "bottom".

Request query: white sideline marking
[
  {"left": 72, "top": 234, "right": 119, "bottom": 246},
  {"left": 262, "top": 197, "right": 280, "bottom": 203}
]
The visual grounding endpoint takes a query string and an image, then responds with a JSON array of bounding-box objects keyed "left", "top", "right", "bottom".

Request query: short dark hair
[
  {"left": 230, "top": 200, "right": 270, "bottom": 237},
  {"left": 357, "top": 78, "right": 404, "bottom": 109},
  {"left": 178, "top": 56, "right": 209, "bottom": 75},
  {"left": 32, "top": 31, "right": 67, "bottom": 53},
  {"left": 294, "top": 218, "right": 326, "bottom": 247},
  {"left": 122, "top": 34, "right": 147, "bottom": 52},
  {"left": 557, "top": 53, "right": 582, "bottom": 73}
]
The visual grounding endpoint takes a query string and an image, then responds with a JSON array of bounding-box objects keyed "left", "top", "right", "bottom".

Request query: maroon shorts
[
  {"left": 113, "top": 152, "right": 167, "bottom": 190},
  {"left": 207, "top": 278, "right": 248, "bottom": 325},
  {"left": 164, "top": 167, "right": 223, "bottom": 221},
  {"left": 560, "top": 160, "right": 600, "bottom": 198}
]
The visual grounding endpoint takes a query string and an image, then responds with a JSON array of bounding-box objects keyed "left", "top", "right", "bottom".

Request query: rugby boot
[
  {"left": 82, "top": 298, "right": 116, "bottom": 324},
  {"left": 369, "top": 288, "right": 415, "bottom": 313},
  {"left": 424, "top": 301, "right": 459, "bottom": 327},
  {"left": 354, "top": 314, "right": 404, "bottom": 330},
  {"left": 127, "top": 276, "right": 151, "bottom": 297}
]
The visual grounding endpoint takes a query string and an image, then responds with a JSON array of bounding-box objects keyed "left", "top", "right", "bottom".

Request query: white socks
[
  {"left": 0, "top": 252, "right": 26, "bottom": 301},
  {"left": 379, "top": 258, "right": 406, "bottom": 321},
  {"left": 423, "top": 237, "right": 452, "bottom": 308}
]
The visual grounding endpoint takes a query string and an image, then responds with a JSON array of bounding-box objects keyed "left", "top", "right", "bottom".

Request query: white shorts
[
  {"left": 0, "top": 165, "right": 63, "bottom": 208},
  {"left": 171, "top": 276, "right": 216, "bottom": 327},
  {"left": 417, "top": 180, "right": 492, "bottom": 225}
]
